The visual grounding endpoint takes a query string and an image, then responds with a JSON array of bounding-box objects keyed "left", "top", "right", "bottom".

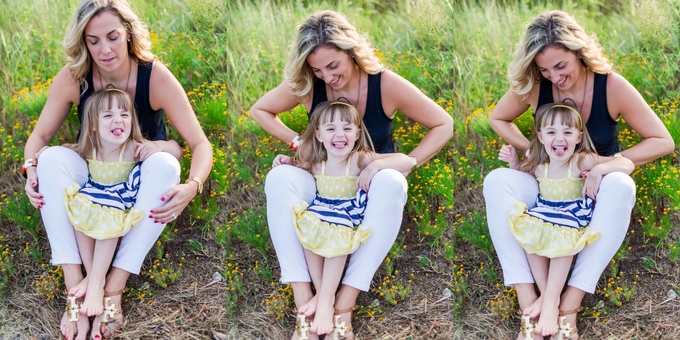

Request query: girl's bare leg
[
  {"left": 310, "top": 256, "right": 347, "bottom": 336},
  {"left": 69, "top": 231, "right": 94, "bottom": 298},
  {"left": 523, "top": 253, "right": 549, "bottom": 318},
  {"left": 80, "top": 238, "right": 118, "bottom": 316},
  {"left": 535, "top": 256, "right": 572, "bottom": 336},
  {"left": 297, "top": 249, "right": 323, "bottom": 317}
]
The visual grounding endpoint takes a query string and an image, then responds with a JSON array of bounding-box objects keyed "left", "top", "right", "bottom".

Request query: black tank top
[
  {"left": 310, "top": 72, "right": 394, "bottom": 153},
  {"left": 536, "top": 73, "right": 619, "bottom": 156},
  {"left": 78, "top": 62, "right": 166, "bottom": 141}
]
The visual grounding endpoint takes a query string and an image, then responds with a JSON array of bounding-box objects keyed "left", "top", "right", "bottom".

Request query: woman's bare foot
[
  {"left": 68, "top": 277, "right": 89, "bottom": 299},
  {"left": 309, "top": 296, "right": 334, "bottom": 335},
  {"left": 80, "top": 278, "right": 105, "bottom": 316},
  {"left": 60, "top": 309, "right": 90, "bottom": 340},
  {"left": 535, "top": 299, "right": 559, "bottom": 336},
  {"left": 297, "top": 294, "right": 318, "bottom": 317}
]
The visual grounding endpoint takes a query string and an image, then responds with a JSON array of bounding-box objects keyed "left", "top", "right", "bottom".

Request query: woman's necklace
[
  {"left": 556, "top": 68, "right": 588, "bottom": 114},
  {"left": 98, "top": 58, "right": 132, "bottom": 92},
  {"left": 330, "top": 67, "right": 361, "bottom": 109}
]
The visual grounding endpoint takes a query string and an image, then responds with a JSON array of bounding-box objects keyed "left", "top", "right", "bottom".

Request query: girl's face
[
  {"left": 534, "top": 45, "right": 582, "bottom": 90},
  {"left": 84, "top": 10, "right": 129, "bottom": 73},
  {"left": 537, "top": 117, "right": 582, "bottom": 162},
  {"left": 315, "top": 114, "right": 360, "bottom": 160},
  {"left": 97, "top": 97, "right": 132, "bottom": 148},
  {"left": 307, "top": 45, "right": 354, "bottom": 89}
]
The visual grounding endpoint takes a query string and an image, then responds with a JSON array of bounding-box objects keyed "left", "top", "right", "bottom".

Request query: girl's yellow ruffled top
[{"left": 65, "top": 147, "right": 143, "bottom": 240}]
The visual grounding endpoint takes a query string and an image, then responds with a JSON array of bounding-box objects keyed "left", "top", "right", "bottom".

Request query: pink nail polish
[
  {"left": 150, "top": 210, "right": 154, "bottom": 213},
  {"left": 161, "top": 197, "right": 165, "bottom": 201},
  {"left": 149, "top": 215, "right": 153, "bottom": 218},
  {"left": 154, "top": 220, "right": 158, "bottom": 223}
]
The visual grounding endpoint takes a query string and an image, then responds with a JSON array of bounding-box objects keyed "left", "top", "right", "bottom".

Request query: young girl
[
  {"left": 498, "top": 103, "right": 634, "bottom": 338},
  {"left": 272, "top": 101, "right": 413, "bottom": 339},
  {"left": 64, "top": 88, "right": 155, "bottom": 319}
]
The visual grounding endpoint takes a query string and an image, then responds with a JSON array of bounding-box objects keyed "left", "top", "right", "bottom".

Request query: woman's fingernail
[
  {"left": 150, "top": 210, "right": 154, "bottom": 213},
  {"left": 154, "top": 220, "right": 159, "bottom": 223},
  {"left": 161, "top": 197, "right": 165, "bottom": 201},
  {"left": 149, "top": 215, "right": 153, "bottom": 218},
  {"left": 94, "top": 335, "right": 101, "bottom": 339},
  {"left": 32, "top": 182, "right": 36, "bottom": 186}
]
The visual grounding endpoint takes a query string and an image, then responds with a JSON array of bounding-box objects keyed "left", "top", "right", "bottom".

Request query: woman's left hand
[
  {"left": 357, "top": 163, "right": 380, "bottom": 192},
  {"left": 582, "top": 170, "right": 603, "bottom": 200},
  {"left": 149, "top": 183, "right": 197, "bottom": 224},
  {"left": 135, "top": 141, "right": 164, "bottom": 161}
]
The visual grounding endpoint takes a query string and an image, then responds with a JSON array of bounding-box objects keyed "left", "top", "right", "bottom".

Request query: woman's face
[
  {"left": 307, "top": 45, "right": 354, "bottom": 89},
  {"left": 84, "top": 10, "right": 129, "bottom": 73},
  {"left": 534, "top": 45, "right": 582, "bottom": 90}
]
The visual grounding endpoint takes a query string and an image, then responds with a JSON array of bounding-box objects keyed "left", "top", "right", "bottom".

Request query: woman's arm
[
  {"left": 147, "top": 62, "right": 213, "bottom": 221},
  {"left": 23, "top": 66, "right": 80, "bottom": 207},
  {"left": 607, "top": 72, "right": 674, "bottom": 166},
  {"left": 581, "top": 153, "right": 635, "bottom": 199},
  {"left": 380, "top": 70, "right": 453, "bottom": 167},
  {"left": 356, "top": 152, "right": 413, "bottom": 191},
  {"left": 250, "top": 79, "right": 304, "bottom": 145},
  {"left": 488, "top": 89, "right": 535, "bottom": 153}
]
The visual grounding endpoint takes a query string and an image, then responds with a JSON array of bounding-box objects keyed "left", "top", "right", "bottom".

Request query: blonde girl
[
  {"left": 272, "top": 101, "right": 413, "bottom": 339},
  {"left": 498, "top": 104, "right": 634, "bottom": 338}
]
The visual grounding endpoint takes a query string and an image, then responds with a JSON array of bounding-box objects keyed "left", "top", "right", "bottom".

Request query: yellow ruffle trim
[
  {"left": 292, "top": 200, "right": 372, "bottom": 258},
  {"left": 64, "top": 182, "right": 143, "bottom": 240},
  {"left": 509, "top": 201, "right": 600, "bottom": 258}
]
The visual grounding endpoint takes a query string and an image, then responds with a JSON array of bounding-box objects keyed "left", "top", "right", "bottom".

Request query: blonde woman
[
  {"left": 484, "top": 10, "right": 673, "bottom": 339},
  {"left": 22, "top": 0, "right": 212, "bottom": 339},
  {"left": 250, "top": 10, "right": 453, "bottom": 340}
]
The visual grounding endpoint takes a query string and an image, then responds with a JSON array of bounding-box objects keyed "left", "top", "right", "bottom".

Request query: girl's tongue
[
  {"left": 553, "top": 146, "right": 567, "bottom": 157},
  {"left": 112, "top": 128, "right": 124, "bottom": 137}
]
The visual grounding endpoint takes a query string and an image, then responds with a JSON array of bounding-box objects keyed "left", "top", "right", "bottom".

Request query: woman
[
  {"left": 484, "top": 10, "right": 673, "bottom": 340},
  {"left": 250, "top": 10, "right": 453, "bottom": 340},
  {"left": 22, "top": 1, "right": 213, "bottom": 339}
]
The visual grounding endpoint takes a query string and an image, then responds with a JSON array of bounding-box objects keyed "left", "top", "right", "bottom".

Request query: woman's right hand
[{"left": 24, "top": 169, "right": 43, "bottom": 209}]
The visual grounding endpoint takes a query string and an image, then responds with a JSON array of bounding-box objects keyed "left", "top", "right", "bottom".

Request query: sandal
[
  {"left": 331, "top": 305, "right": 355, "bottom": 340},
  {"left": 554, "top": 308, "right": 581, "bottom": 340},
  {"left": 519, "top": 315, "right": 536, "bottom": 340},
  {"left": 100, "top": 289, "right": 126, "bottom": 338},
  {"left": 294, "top": 314, "right": 312, "bottom": 340}
]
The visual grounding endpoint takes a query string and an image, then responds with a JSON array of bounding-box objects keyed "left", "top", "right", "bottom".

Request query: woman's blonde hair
[
  {"left": 509, "top": 10, "right": 613, "bottom": 96},
  {"left": 63, "top": 0, "right": 157, "bottom": 93},
  {"left": 74, "top": 88, "right": 146, "bottom": 160},
  {"left": 295, "top": 101, "right": 375, "bottom": 171},
  {"left": 285, "top": 10, "right": 384, "bottom": 98},
  {"left": 518, "top": 103, "right": 596, "bottom": 175}
]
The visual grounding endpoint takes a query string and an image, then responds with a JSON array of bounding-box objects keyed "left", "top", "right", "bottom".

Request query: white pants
[
  {"left": 483, "top": 168, "right": 635, "bottom": 293},
  {"left": 37, "top": 146, "right": 180, "bottom": 274},
  {"left": 265, "top": 165, "right": 407, "bottom": 292}
]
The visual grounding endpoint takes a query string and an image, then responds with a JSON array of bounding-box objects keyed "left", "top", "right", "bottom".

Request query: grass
[{"left": 1, "top": 0, "right": 679, "bottom": 338}]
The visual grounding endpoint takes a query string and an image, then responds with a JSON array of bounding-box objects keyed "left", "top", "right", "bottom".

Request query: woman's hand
[
  {"left": 135, "top": 141, "right": 164, "bottom": 161},
  {"left": 581, "top": 169, "right": 603, "bottom": 200},
  {"left": 24, "top": 169, "right": 43, "bottom": 209},
  {"left": 273, "top": 155, "right": 293, "bottom": 167},
  {"left": 149, "top": 183, "right": 197, "bottom": 224}
]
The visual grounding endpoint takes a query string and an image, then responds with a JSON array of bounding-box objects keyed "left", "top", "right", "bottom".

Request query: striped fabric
[
  {"left": 525, "top": 194, "right": 594, "bottom": 229},
  {"left": 306, "top": 190, "right": 368, "bottom": 228},
  {"left": 78, "top": 162, "right": 142, "bottom": 210}
]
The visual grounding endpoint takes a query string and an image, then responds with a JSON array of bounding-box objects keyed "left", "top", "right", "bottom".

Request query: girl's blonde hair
[
  {"left": 518, "top": 103, "right": 596, "bottom": 174},
  {"left": 285, "top": 10, "right": 384, "bottom": 98},
  {"left": 295, "top": 101, "right": 375, "bottom": 171},
  {"left": 63, "top": 0, "right": 157, "bottom": 93},
  {"left": 73, "top": 88, "right": 146, "bottom": 159},
  {"left": 509, "top": 10, "right": 613, "bottom": 96}
]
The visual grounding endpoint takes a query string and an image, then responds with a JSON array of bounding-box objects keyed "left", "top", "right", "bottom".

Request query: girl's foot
[
  {"left": 310, "top": 297, "right": 334, "bottom": 335},
  {"left": 297, "top": 295, "right": 318, "bottom": 317},
  {"left": 535, "top": 300, "right": 559, "bottom": 336},
  {"left": 92, "top": 289, "right": 125, "bottom": 339},
  {"left": 68, "top": 277, "right": 89, "bottom": 299},
  {"left": 80, "top": 286, "right": 105, "bottom": 316},
  {"left": 523, "top": 295, "right": 543, "bottom": 319},
  {"left": 550, "top": 308, "right": 580, "bottom": 340},
  {"left": 60, "top": 309, "right": 90, "bottom": 340}
]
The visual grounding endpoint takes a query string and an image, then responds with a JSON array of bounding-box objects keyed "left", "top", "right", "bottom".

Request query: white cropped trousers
[
  {"left": 483, "top": 168, "right": 635, "bottom": 293},
  {"left": 265, "top": 165, "right": 407, "bottom": 292},
  {"left": 37, "top": 146, "right": 180, "bottom": 274}
]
